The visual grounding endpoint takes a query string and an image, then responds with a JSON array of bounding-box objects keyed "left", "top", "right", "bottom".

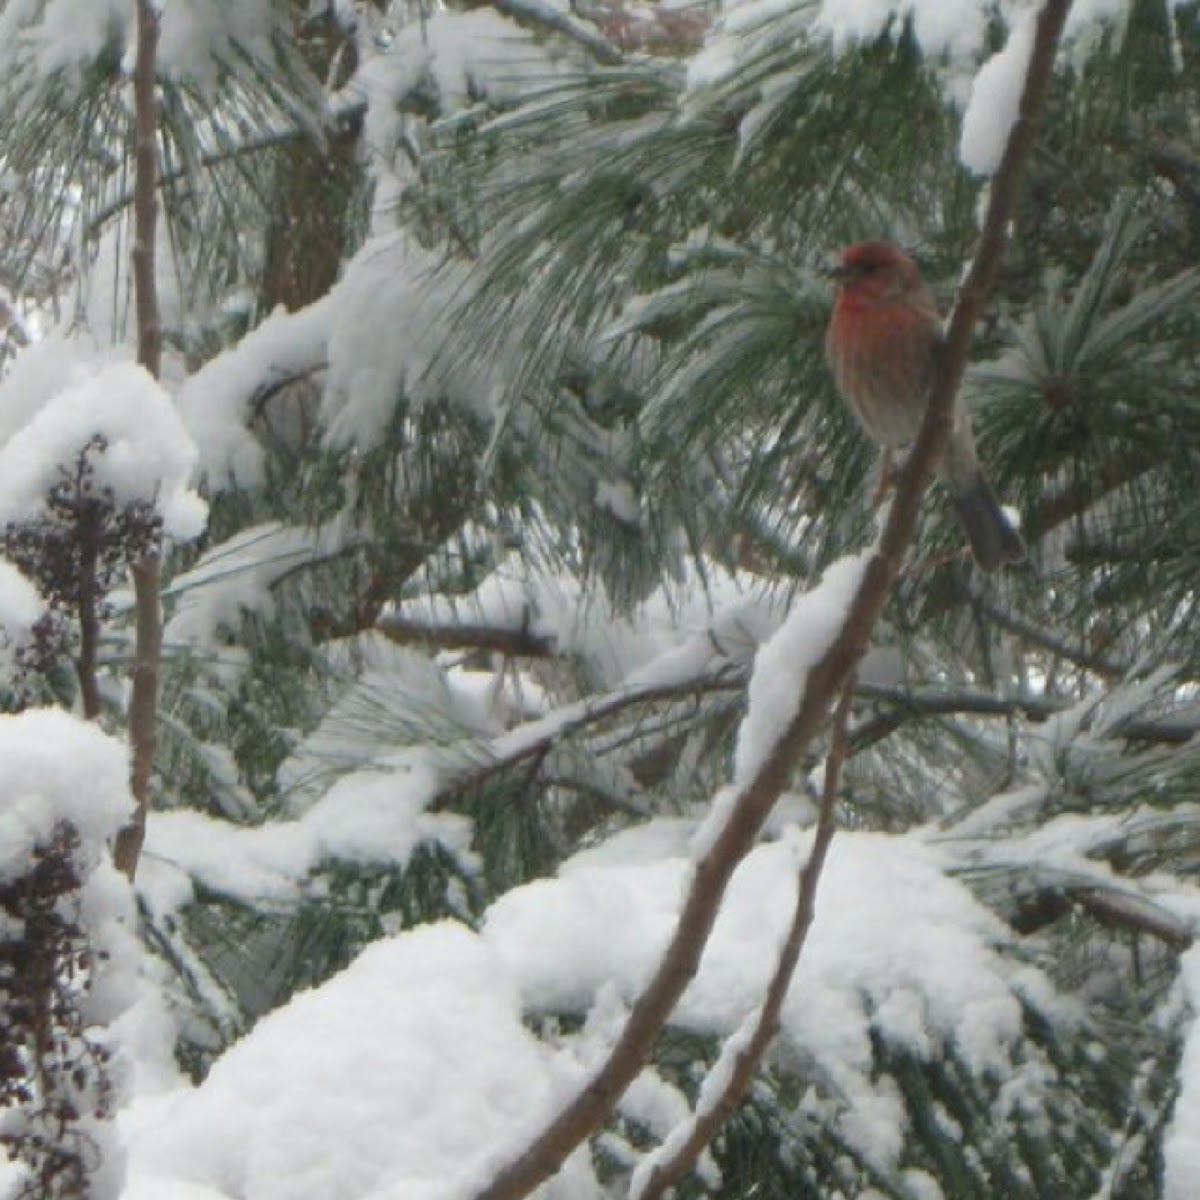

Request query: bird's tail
[{"left": 949, "top": 473, "right": 1026, "bottom": 572}]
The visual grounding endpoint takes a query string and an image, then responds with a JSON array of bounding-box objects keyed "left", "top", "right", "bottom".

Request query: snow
[
  {"left": 484, "top": 826, "right": 1035, "bottom": 1171},
  {"left": 123, "top": 922, "right": 600, "bottom": 1200},
  {"left": 4, "top": 0, "right": 127, "bottom": 77},
  {"left": 694, "top": 0, "right": 1135, "bottom": 164},
  {"left": 142, "top": 753, "right": 465, "bottom": 909},
  {"left": 813, "top": 0, "right": 991, "bottom": 64},
  {"left": 320, "top": 236, "right": 488, "bottom": 447},
  {"left": 0, "top": 360, "right": 206, "bottom": 540},
  {"left": 628, "top": 1009, "right": 754, "bottom": 1199},
  {"left": 156, "top": 0, "right": 282, "bottom": 84},
  {"left": 177, "top": 297, "right": 335, "bottom": 487},
  {"left": 0, "top": 708, "right": 141, "bottom": 1200},
  {"left": 959, "top": 7, "right": 1038, "bottom": 176},
  {"left": 733, "top": 552, "right": 870, "bottom": 785},
  {"left": 279, "top": 642, "right": 500, "bottom": 804},
  {"left": 164, "top": 522, "right": 338, "bottom": 645},
  {"left": 389, "top": 554, "right": 783, "bottom": 693},
  {"left": 0, "top": 559, "right": 42, "bottom": 659},
  {"left": 1165, "top": 946, "right": 1200, "bottom": 1199},
  {"left": 0, "top": 0, "right": 285, "bottom": 86},
  {"left": 348, "top": 8, "right": 566, "bottom": 156},
  {"left": 122, "top": 822, "right": 1047, "bottom": 1197},
  {"left": 0, "top": 332, "right": 117, "bottom": 445},
  {"left": 0, "top": 707, "right": 132, "bottom": 877}
]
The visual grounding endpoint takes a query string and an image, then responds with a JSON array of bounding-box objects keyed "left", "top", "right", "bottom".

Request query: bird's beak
[{"left": 826, "top": 263, "right": 853, "bottom": 281}]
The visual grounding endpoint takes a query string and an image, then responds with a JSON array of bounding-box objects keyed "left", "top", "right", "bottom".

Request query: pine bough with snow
[{"left": 1, "top": 1, "right": 1199, "bottom": 1198}]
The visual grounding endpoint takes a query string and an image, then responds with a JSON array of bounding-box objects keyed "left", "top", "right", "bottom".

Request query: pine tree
[{"left": 1, "top": 1, "right": 1199, "bottom": 1197}]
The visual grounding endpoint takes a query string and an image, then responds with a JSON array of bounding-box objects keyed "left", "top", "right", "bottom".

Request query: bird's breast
[{"left": 826, "top": 301, "right": 940, "bottom": 448}]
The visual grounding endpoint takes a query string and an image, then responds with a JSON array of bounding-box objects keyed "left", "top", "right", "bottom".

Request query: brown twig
[
  {"left": 469, "top": 5, "right": 1074, "bottom": 1198},
  {"left": 850, "top": 682, "right": 1197, "bottom": 750},
  {"left": 967, "top": 585, "right": 1129, "bottom": 679},
  {"left": 377, "top": 613, "right": 559, "bottom": 658},
  {"left": 113, "top": 0, "right": 164, "bottom": 882},
  {"left": 632, "top": 676, "right": 858, "bottom": 1200},
  {"left": 131, "top": 1, "right": 161, "bottom": 382},
  {"left": 113, "top": 554, "right": 163, "bottom": 878},
  {"left": 1009, "top": 878, "right": 1193, "bottom": 950},
  {"left": 434, "top": 668, "right": 742, "bottom": 808},
  {"left": 74, "top": 511, "right": 102, "bottom": 721}
]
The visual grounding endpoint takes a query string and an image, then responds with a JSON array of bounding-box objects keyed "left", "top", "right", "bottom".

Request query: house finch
[{"left": 825, "top": 241, "right": 1025, "bottom": 571}]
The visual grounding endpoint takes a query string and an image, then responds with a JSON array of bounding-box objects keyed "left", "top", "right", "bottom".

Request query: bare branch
[
  {"left": 470, "top": 5, "right": 1074, "bottom": 1197},
  {"left": 434, "top": 668, "right": 742, "bottom": 808},
  {"left": 1008, "top": 875, "right": 1194, "bottom": 951},
  {"left": 377, "top": 613, "right": 558, "bottom": 658},
  {"left": 632, "top": 677, "right": 857, "bottom": 1200},
  {"left": 113, "top": 554, "right": 163, "bottom": 879},
  {"left": 75, "top": 510, "right": 103, "bottom": 721},
  {"left": 968, "top": 585, "right": 1129, "bottom": 679},
  {"left": 113, "top": 0, "right": 164, "bottom": 882},
  {"left": 131, "top": 0, "right": 161, "bottom": 381},
  {"left": 851, "top": 682, "right": 1198, "bottom": 750}
]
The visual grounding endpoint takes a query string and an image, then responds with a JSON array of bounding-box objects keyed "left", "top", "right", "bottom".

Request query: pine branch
[
  {"left": 469, "top": 5, "right": 1074, "bottom": 1197},
  {"left": 631, "top": 676, "right": 857, "bottom": 1200}
]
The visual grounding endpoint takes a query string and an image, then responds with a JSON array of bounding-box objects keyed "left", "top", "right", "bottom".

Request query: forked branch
[
  {"left": 470, "top": 5, "right": 1074, "bottom": 1197},
  {"left": 631, "top": 677, "right": 858, "bottom": 1200}
]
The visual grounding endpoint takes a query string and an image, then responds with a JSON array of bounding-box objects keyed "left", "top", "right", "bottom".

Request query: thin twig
[
  {"left": 1009, "top": 879, "right": 1193, "bottom": 950},
  {"left": 131, "top": 0, "right": 161, "bottom": 382},
  {"left": 968, "top": 585, "right": 1129, "bottom": 679},
  {"left": 850, "top": 682, "right": 1197, "bottom": 750},
  {"left": 75, "top": 510, "right": 102, "bottom": 721},
  {"left": 377, "top": 614, "right": 559, "bottom": 658},
  {"left": 469, "top": 5, "right": 1074, "bottom": 1197},
  {"left": 114, "top": 554, "right": 163, "bottom": 878},
  {"left": 434, "top": 668, "right": 742, "bottom": 808},
  {"left": 632, "top": 676, "right": 858, "bottom": 1200}
]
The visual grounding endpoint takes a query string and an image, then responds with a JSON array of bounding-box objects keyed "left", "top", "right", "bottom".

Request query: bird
[{"left": 824, "top": 240, "right": 1025, "bottom": 572}]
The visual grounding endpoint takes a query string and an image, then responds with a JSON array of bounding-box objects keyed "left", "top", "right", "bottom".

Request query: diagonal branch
[
  {"left": 469, "top": 4, "right": 1074, "bottom": 1198},
  {"left": 630, "top": 676, "right": 857, "bottom": 1200}
]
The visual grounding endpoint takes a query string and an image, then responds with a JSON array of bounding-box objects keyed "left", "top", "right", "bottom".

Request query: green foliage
[{"left": 5, "top": 0, "right": 1200, "bottom": 1195}]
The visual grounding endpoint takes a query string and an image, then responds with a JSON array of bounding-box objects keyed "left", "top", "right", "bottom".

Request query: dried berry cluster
[
  {"left": 4, "top": 435, "right": 163, "bottom": 610},
  {"left": 0, "top": 822, "right": 114, "bottom": 1198},
  {"left": 2, "top": 436, "right": 162, "bottom": 707}
]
